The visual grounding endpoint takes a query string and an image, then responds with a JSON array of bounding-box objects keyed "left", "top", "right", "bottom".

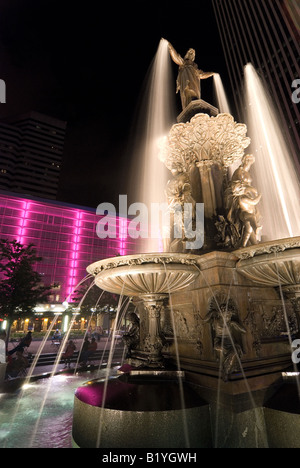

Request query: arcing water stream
[
  {"left": 213, "top": 73, "right": 232, "bottom": 114},
  {"left": 129, "top": 38, "right": 176, "bottom": 253},
  {"left": 244, "top": 63, "right": 300, "bottom": 241}
]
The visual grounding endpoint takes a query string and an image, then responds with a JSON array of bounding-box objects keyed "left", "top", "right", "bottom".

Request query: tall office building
[
  {"left": 0, "top": 190, "right": 142, "bottom": 332},
  {"left": 0, "top": 111, "right": 67, "bottom": 199},
  {"left": 212, "top": 0, "right": 300, "bottom": 169},
  {"left": 0, "top": 190, "right": 138, "bottom": 301}
]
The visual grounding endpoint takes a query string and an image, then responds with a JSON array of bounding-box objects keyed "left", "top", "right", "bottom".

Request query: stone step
[{"left": 27, "top": 348, "right": 124, "bottom": 367}]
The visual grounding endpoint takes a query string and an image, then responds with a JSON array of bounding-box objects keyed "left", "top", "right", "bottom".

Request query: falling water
[
  {"left": 213, "top": 73, "right": 232, "bottom": 114},
  {"left": 244, "top": 63, "right": 300, "bottom": 241},
  {"left": 213, "top": 73, "right": 240, "bottom": 177},
  {"left": 96, "top": 292, "right": 128, "bottom": 448},
  {"left": 163, "top": 261, "right": 191, "bottom": 448},
  {"left": 129, "top": 38, "right": 176, "bottom": 253}
]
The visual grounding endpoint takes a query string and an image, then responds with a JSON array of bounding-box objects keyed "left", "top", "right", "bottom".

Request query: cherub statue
[
  {"left": 204, "top": 299, "right": 246, "bottom": 381},
  {"left": 224, "top": 154, "right": 262, "bottom": 247},
  {"left": 167, "top": 41, "right": 215, "bottom": 109}
]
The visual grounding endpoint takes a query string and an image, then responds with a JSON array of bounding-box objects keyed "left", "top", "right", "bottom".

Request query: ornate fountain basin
[
  {"left": 87, "top": 253, "right": 200, "bottom": 297},
  {"left": 235, "top": 236, "right": 300, "bottom": 287}
]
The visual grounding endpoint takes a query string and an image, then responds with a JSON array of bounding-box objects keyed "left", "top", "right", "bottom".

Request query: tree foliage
[{"left": 0, "top": 239, "right": 52, "bottom": 334}]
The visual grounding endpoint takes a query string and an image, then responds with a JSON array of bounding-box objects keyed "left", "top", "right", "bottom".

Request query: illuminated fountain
[
  {"left": 70, "top": 39, "right": 300, "bottom": 448},
  {"left": 0, "top": 37, "right": 274, "bottom": 448},
  {"left": 0, "top": 38, "right": 298, "bottom": 449},
  {"left": 70, "top": 38, "right": 300, "bottom": 448}
]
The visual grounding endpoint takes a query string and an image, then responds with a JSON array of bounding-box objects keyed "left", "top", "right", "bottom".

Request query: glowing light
[
  {"left": 22, "top": 383, "right": 34, "bottom": 390},
  {"left": 18, "top": 201, "right": 30, "bottom": 244},
  {"left": 118, "top": 218, "right": 127, "bottom": 256},
  {"left": 67, "top": 210, "right": 83, "bottom": 299},
  {"left": 0, "top": 192, "right": 135, "bottom": 304},
  {"left": 63, "top": 314, "right": 69, "bottom": 333}
]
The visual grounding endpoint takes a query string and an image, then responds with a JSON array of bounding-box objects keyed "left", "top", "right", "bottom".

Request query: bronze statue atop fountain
[{"left": 167, "top": 41, "right": 215, "bottom": 110}]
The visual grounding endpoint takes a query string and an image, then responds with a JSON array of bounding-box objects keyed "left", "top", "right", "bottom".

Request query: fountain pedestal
[
  {"left": 177, "top": 99, "right": 219, "bottom": 122},
  {"left": 87, "top": 253, "right": 200, "bottom": 368},
  {"left": 139, "top": 296, "right": 166, "bottom": 367}
]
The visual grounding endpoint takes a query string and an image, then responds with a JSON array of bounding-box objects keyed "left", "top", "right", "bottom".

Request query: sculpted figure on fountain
[
  {"left": 159, "top": 112, "right": 251, "bottom": 252},
  {"left": 219, "top": 154, "right": 262, "bottom": 248},
  {"left": 123, "top": 312, "right": 140, "bottom": 358},
  {"left": 162, "top": 40, "right": 261, "bottom": 251},
  {"left": 167, "top": 41, "right": 215, "bottom": 110},
  {"left": 204, "top": 296, "right": 246, "bottom": 381}
]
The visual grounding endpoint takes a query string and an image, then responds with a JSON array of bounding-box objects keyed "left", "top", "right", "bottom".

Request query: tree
[{"left": 0, "top": 239, "right": 52, "bottom": 341}]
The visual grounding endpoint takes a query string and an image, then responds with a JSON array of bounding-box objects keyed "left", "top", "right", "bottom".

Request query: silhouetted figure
[{"left": 8, "top": 331, "right": 32, "bottom": 356}]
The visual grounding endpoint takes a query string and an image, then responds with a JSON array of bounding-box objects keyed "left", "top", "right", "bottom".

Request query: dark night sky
[{"left": 0, "top": 0, "right": 229, "bottom": 209}]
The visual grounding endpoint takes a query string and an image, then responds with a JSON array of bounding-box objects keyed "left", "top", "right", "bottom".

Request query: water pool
[{"left": 0, "top": 369, "right": 118, "bottom": 448}]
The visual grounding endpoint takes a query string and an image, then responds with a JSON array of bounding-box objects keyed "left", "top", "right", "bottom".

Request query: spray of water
[
  {"left": 96, "top": 291, "right": 128, "bottom": 448},
  {"left": 163, "top": 261, "right": 191, "bottom": 448},
  {"left": 244, "top": 63, "right": 300, "bottom": 241},
  {"left": 213, "top": 73, "right": 242, "bottom": 178},
  {"left": 129, "top": 38, "right": 176, "bottom": 252},
  {"left": 213, "top": 73, "right": 232, "bottom": 114},
  {"left": 2, "top": 315, "right": 59, "bottom": 448}
]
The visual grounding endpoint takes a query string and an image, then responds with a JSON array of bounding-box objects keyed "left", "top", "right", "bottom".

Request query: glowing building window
[{"left": 18, "top": 201, "right": 30, "bottom": 244}]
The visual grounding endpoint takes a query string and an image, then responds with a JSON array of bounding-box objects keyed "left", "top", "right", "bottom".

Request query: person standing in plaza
[
  {"left": 8, "top": 331, "right": 32, "bottom": 356},
  {"left": 0, "top": 330, "right": 7, "bottom": 383},
  {"left": 0, "top": 330, "right": 7, "bottom": 364}
]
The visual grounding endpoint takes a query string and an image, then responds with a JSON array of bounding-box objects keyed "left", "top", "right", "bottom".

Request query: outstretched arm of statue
[
  {"left": 198, "top": 70, "right": 215, "bottom": 79},
  {"left": 167, "top": 41, "right": 184, "bottom": 66}
]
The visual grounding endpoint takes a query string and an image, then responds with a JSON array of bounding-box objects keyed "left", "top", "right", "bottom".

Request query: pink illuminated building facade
[{"left": 0, "top": 191, "right": 137, "bottom": 309}]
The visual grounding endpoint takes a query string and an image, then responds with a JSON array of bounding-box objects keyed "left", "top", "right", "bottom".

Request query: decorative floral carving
[
  {"left": 245, "top": 301, "right": 298, "bottom": 351},
  {"left": 235, "top": 240, "right": 300, "bottom": 288},
  {"left": 90, "top": 254, "right": 199, "bottom": 275},
  {"left": 158, "top": 113, "right": 250, "bottom": 173},
  {"left": 262, "top": 305, "right": 298, "bottom": 338},
  {"left": 235, "top": 237, "right": 300, "bottom": 260}
]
